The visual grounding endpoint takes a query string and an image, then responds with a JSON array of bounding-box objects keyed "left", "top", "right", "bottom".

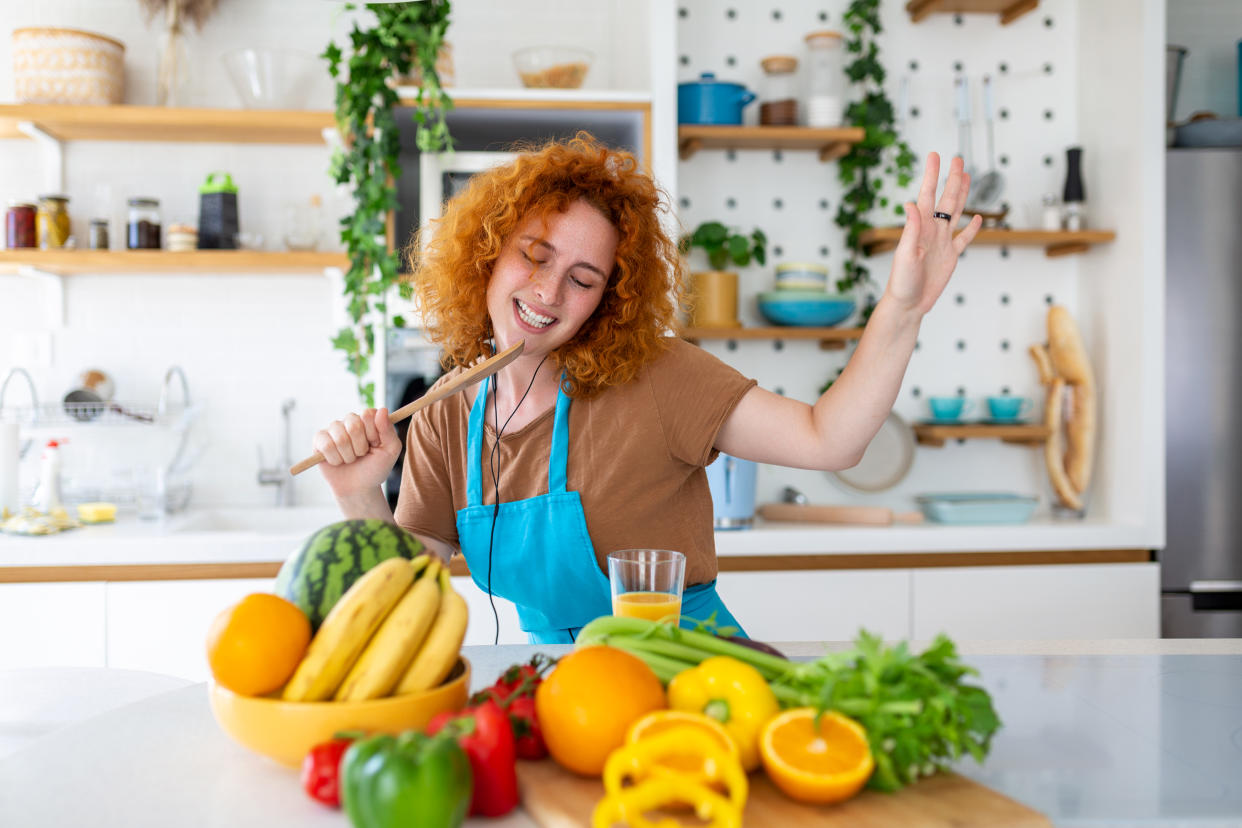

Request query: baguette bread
[
  {"left": 1045, "top": 306, "right": 1096, "bottom": 494},
  {"left": 1042, "top": 377, "right": 1082, "bottom": 511}
]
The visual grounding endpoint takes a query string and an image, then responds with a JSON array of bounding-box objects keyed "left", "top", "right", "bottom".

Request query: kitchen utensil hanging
[
  {"left": 830, "top": 411, "right": 916, "bottom": 494},
  {"left": 971, "top": 74, "right": 1004, "bottom": 210}
]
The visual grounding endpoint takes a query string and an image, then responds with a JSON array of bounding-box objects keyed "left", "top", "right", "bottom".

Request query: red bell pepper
[
  {"left": 427, "top": 699, "right": 519, "bottom": 817},
  {"left": 301, "top": 733, "right": 359, "bottom": 807}
]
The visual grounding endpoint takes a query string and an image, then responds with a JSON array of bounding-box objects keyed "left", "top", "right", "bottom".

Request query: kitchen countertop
[
  {"left": 0, "top": 506, "right": 1152, "bottom": 574},
  {"left": 2, "top": 640, "right": 1240, "bottom": 827}
]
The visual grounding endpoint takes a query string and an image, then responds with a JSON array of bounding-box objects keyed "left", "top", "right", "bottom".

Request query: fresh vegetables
[
  {"left": 427, "top": 698, "right": 520, "bottom": 818},
  {"left": 301, "top": 734, "right": 360, "bottom": 807},
  {"left": 594, "top": 727, "right": 747, "bottom": 828},
  {"left": 470, "top": 654, "right": 552, "bottom": 760},
  {"left": 340, "top": 730, "right": 472, "bottom": 828},
  {"left": 666, "top": 656, "right": 780, "bottom": 771},
  {"left": 575, "top": 616, "right": 1002, "bottom": 792}
]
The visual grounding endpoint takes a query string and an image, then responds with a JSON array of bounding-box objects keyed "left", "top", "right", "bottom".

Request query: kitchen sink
[{"left": 173, "top": 506, "right": 342, "bottom": 536}]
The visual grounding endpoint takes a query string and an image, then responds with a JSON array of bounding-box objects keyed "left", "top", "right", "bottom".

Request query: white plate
[{"left": 831, "top": 411, "right": 916, "bottom": 493}]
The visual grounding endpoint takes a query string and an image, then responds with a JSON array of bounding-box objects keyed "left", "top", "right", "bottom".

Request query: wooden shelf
[
  {"left": 913, "top": 423, "right": 1051, "bottom": 447},
  {"left": 906, "top": 0, "right": 1039, "bottom": 25},
  {"left": 678, "top": 125, "right": 866, "bottom": 161},
  {"left": 0, "top": 104, "right": 335, "bottom": 144},
  {"left": 859, "top": 227, "right": 1116, "bottom": 258},
  {"left": 0, "top": 250, "right": 348, "bottom": 274},
  {"left": 680, "top": 326, "right": 864, "bottom": 351}
]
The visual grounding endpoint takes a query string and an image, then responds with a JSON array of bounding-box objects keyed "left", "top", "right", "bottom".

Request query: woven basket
[{"left": 13, "top": 27, "right": 125, "bottom": 105}]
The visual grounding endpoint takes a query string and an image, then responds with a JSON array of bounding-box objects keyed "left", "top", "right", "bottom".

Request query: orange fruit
[
  {"left": 534, "top": 645, "right": 666, "bottom": 776},
  {"left": 759, "top": 708, "right": 875, "bottom": 805},
  {"left": 207, "top": 593, "right": 311, "bottom": 697}
]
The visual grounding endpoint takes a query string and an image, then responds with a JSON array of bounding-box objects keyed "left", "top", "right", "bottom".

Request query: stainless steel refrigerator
[{"left": 1163, "top": 147, "right": 1242, "bottom": 636}]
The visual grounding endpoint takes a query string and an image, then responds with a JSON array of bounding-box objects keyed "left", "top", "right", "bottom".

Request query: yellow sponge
[{"left": 77, "top": 502, "right": 117, "bottom": 523}]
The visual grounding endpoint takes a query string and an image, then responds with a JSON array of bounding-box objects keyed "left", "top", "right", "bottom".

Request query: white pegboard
[{"left": 676, "top": 0, "right": 1090, "bottom": 514}]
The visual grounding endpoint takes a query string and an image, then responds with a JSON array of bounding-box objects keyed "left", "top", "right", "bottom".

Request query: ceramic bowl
[
  {"left": 512, "top": 46, "right": 593, "bottom": 88},
  {"left": 773, "top": 262, "right": 829, "bottom": 292},
  {"left": 13, "top": 27, "right": 125, "bottom": 105},
  {"left": 757, "top": 290, "right": 855, "bottom": 327},
  {"left": 208, "top": 657, "right": 470, "bottom": 767},
  {"left": 915, "top": 493, "right": 1038, "bottom": 525}
]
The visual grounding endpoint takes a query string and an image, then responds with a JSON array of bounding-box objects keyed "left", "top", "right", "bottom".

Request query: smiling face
[{"left": 486, "top": 199, "right": 619, "bottom": 357}]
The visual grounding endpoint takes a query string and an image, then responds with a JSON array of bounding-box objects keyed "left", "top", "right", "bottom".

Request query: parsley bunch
[{"left": 777, "top": 630, "right": 1002, "bottom": 791}]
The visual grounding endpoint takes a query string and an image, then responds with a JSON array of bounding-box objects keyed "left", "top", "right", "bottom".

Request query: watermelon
[{"left": 274, "top": 519, "right": 424, "bottom": 632}]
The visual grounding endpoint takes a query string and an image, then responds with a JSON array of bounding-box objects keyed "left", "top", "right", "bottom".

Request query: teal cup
[
  {"left": 986, "top": 396, "right": 1033, "bottom": 421},
  {"left": 927, "top": 396, "right": 972, "bottom": 421}
]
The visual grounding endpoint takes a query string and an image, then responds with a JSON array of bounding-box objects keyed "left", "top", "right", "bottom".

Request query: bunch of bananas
[{"left": 281, "top": 554, "right": 469, "bottom": 702}]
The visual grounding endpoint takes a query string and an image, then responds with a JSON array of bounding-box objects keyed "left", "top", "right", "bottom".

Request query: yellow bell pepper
[
  {"left": 667, "top": 656, "right": 779, "bottom": 771},
  {"left": 602, "top": 728, "right": 748, "bottom": 812},
  {"left": 592, "top": 776, "right": 741, "bottom": 828}
]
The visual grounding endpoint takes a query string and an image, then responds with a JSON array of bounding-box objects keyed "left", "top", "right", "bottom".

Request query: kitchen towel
[{"left": 0, "top": 423, "right": 20, "bottom": 514}]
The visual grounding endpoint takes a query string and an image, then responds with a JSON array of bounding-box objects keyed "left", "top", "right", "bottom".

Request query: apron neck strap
[{"left": 465, "top": 373, "right": 574, "bottom": 504}]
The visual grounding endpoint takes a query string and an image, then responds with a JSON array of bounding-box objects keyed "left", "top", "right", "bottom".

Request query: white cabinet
[
  {"left": 715, "top": 570, "right": 912, "bottom": 642},
  {"left": 0, "top": 583, "right": 107, "bottom": 669},
  {"left": 453, "top": 576, "right": 528, "bottom": 646},
  {"left": 104, "top": 579, "right": 273, "bottom": 682},
  {"left": 911, "top": 563, "right": 1160, "bottom": 640}
]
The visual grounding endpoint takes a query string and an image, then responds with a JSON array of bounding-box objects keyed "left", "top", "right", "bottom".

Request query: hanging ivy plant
[
  {"left": 834, "top": 0, "right": 916, "bottom": 321},
  {"left": 322, "top": 0, "right": 453, "bottom": 405}
]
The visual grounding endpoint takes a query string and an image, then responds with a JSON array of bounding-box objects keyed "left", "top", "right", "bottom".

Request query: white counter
[{"left": 0, "top": 506, "right": 1153, "bottom": 570}]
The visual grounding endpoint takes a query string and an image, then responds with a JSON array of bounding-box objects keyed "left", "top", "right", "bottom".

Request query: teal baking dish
[{"left": 914, "top": 492, "right": 1038, "bottom": 524}]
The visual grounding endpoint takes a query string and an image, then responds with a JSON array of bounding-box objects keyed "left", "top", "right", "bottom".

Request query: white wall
[
  {"left": 1167, "top": 0, "right": 1241, "bottom": 122},
  {"left": 0, "top": 0, "right": 651, "bottom": 510}
]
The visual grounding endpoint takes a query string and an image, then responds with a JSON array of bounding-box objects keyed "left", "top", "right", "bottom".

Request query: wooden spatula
[{"left": 289, "top": 339, "right": 525, "bottom": 476}]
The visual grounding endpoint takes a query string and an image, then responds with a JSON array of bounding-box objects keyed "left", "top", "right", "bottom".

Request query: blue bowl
[
  {"left": 915, "top": 492, "right": 1038, "bottom": 525},
  {"left": 757, "top": 291, "right": 855, "bottom": 327}
]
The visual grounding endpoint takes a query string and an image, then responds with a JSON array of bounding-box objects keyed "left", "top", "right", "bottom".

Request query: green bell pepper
[{"left": 341, "top": 730, "right": 473, "bottom": 828}]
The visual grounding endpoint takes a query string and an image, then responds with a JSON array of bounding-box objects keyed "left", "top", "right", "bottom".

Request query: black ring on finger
[{"left": 932, "top": 211, "right": 953, "bottom": 221}]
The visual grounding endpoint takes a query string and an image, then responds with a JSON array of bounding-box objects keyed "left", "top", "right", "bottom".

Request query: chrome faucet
[
  {"left": 257, "top": 398, "right": 296, "bottom": 507},
  {"left": 0, "top": 367, "right": 40, "bottom": 423}
]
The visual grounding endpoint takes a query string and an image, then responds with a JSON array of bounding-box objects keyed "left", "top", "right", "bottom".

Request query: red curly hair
[{"left": 407, "top": 133, "right": 686, "bottom": 398}]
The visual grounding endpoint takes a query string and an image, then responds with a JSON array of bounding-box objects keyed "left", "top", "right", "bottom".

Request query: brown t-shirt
[{"left": 394, "top": 338, "right": 756, "bottom": 586}]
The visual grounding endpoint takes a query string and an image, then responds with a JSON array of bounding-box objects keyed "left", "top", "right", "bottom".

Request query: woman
[{"left": 313, "top": 134, "right": 982, "bottom": 644}]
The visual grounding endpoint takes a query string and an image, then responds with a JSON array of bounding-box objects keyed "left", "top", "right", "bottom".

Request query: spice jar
[
  {"left": 758, "top": 55, "right": 799, "bottom": 126},
  {"left": 6, "top": 202, "right": 36, "bottom": 249},
  {"left": 88, "top": 219, "right": 109, "bottom": 250},
  {"left": 36, "top": 195, "right": 70, "bottom": 249},
  {"left": 127, "top": 198, "right": 161, "bottom": 249},
  {"left": 804, "top": 30, "right": 845, "bottom": 127}
]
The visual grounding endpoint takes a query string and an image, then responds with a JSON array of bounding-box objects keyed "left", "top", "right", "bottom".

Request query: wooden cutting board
[{"left": 516, "top": 759, "right": 1052, "bottom": 827}]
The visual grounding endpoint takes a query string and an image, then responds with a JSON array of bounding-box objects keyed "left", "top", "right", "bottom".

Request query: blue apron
[{"left": 455, "top": 376, "right": 746, "bottom": 645}]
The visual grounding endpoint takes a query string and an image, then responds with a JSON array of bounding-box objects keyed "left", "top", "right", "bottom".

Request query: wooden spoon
[{"left": 288, "top": 339, "right": 525, "bottom": 476}]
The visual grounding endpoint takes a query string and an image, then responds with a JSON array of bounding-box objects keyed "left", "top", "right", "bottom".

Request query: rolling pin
[{"left": 758, "top": 502, "right": 924, "bottom": 525}]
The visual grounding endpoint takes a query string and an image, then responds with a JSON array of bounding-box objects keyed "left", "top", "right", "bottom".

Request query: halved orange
[{"left": 759, "top": 708, "right": 874, "bottom": 804}]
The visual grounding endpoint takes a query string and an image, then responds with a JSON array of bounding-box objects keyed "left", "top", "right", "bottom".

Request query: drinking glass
[{"left": 607, "top": 549, "right": 686, "bottom": 623}]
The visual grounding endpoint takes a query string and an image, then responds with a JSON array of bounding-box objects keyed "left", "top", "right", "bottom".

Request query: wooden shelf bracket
[
  {"left": 18, "top": 266, "right": 65, "bottom": 329},
  {"left": 17, "top": 120, "right": 63, "bottom": 195}
]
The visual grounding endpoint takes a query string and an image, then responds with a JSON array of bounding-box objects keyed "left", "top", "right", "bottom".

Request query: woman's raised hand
[
  {"left": 311, "top": 408, "right": 402, "bottom": 500},
  {"left": 885, "top": 152, "right": 983, "bottom": 316}
]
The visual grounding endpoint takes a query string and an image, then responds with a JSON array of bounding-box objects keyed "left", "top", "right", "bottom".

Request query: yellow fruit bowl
[{"left": 209, "top": 657, "right": 471, "bottom": 767}]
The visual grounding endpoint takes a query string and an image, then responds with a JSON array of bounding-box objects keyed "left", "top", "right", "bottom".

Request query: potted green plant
[
  {"left": 322, "top": 0, "right": 453, "bottom": 406},
  {"left": 679, "top": 221, "right": 767, "bottom": 329}
]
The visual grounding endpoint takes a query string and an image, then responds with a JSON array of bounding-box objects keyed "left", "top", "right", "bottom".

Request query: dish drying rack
[{"left": 0, "top": 366, "right": 203, "bottom": 511}]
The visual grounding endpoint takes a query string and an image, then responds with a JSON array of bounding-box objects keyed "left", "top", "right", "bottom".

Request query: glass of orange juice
[{"left": 607, "top": 549, "right": 686, "bottom": 623}]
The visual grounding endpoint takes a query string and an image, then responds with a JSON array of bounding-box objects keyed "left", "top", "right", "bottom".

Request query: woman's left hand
[{"left": 885, "top": 152, "right": 983, "bottom": 316}]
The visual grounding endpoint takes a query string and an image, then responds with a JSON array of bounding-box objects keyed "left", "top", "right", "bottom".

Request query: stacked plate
[{"left": 758, "top": 262, "right": 855, "bottom": 327}]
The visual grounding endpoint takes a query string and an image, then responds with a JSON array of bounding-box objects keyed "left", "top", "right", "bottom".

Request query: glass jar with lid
[
  {"left": 804, "top": 30, "right": 845, "bottom": 127},
  {"left": 758, "top": 55, "right": 799, "bottom": 126},
  {"left": 6, "top": 202, "right": 36, "bottom": 249},
  {"left": 127, "top": 198, "right": 161, "bottom": 249},
  {"left": 36, "top": 195, "right": 70, "bottom": 249}
]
